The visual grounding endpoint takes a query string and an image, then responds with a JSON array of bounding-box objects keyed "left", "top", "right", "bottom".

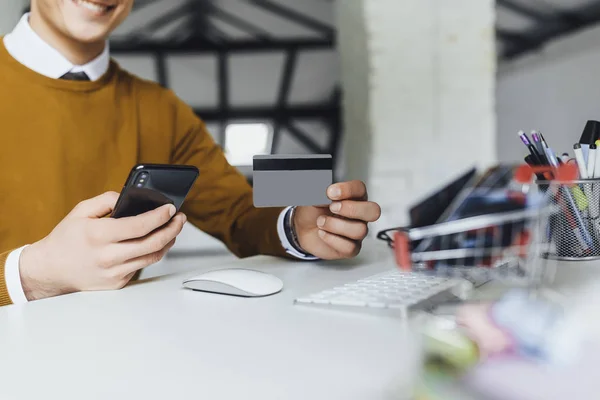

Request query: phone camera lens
[{"left": 136, "top": 172, "right": 148, "bottom": 187}]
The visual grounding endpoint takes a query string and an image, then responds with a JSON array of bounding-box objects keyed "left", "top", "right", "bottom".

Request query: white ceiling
[
  {"left": 112, "top": 0, "right": 600, "bottom": 109},
  {"left": 111, "top": 0, "right": 337, "bottom": 109}
]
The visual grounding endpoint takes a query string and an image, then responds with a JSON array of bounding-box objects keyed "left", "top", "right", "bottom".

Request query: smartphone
[{"left": 112, "top": 164, "right": 199, "bottom": 218}]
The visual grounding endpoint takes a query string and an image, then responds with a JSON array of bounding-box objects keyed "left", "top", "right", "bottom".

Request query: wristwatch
[{"left": 284, "top": 206, "right": 314, "bottom": 258}]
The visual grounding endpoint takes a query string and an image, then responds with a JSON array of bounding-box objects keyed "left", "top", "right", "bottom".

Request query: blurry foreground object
[{"left": 414, "top": 282, "right": 600, "bottom": 399}]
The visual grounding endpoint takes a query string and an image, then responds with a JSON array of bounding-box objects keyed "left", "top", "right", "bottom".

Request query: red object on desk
[{"left": 394, "top": 231, "right": 412, "bottom": 271}]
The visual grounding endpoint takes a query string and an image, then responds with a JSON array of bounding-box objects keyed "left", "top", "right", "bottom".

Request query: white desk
[
  {"left": 0, "top": 244, "right": 421, "bottom": 400},
  {"left": 1, "top": 243, "right": 599, "bottom": 400}
]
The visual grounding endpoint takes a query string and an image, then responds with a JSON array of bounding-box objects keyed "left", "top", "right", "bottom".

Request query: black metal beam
[
  {"left": 271, "top": 49, "right": 298, "bottom": 153},
  {"left": 189, "top": 0, "right": 219, "bottom": 42},
  {"left": 155, "top": 52, "right": 168, "bottom": 87},
  {"left": 496, "top": 0, "right": 551, "bottom": 22},
  {"left": 497, "top": 0, "right": 584, "bottom": 27},
  {"left": 327, "top": 87, "right": 342, "bottom": 161},
  {"left": 194, "top": 105, "right": 339, "bottom": 122},
  {"left": 204, "top": 22, "right": 230, "bottom": 43},
  {"left": 217, "top": 50, "right": 229, "bottom": 146},
  {"left": 211, "top": 5, "right": 272, "bottom": 40},
  {"left": 501, "top": 2, "right": 600, "bottom": 60},
  {"left": 285, "top": 123, "right": 326, "bottom": 154},
  {"left": 496, "top": 28, "right": 537, "bottom": 48},
  {"left": 135, "top": 3, "right": 191, "bottom": 37},
  {"left": 247, "top": 0, "right": 335, "bottom": 38},
  {"left": 132, "top": 0, "right": 160, "bottom": 12},
  {"left": 110, "top": 38, "right": 334, "bottom": 54}
]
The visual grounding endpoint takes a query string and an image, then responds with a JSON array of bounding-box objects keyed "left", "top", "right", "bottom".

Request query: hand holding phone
[
  {"left": 19, "top": 192, "right": 187, "bottom": 301},
  {"left": 17, "top": 164, "right": 198, "bottom": 301},
  {"left": 112, "top": 164, "right": 199, "bottom": 218}
]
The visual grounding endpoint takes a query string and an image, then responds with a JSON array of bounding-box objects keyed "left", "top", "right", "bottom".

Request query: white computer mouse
[{"left": 182, "top": 268, "right": 283, "bottom": 297}]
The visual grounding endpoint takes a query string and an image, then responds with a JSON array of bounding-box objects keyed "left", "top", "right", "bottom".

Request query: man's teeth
[{"left": 76, "top": 0, "right": 111, "bottom": 13}]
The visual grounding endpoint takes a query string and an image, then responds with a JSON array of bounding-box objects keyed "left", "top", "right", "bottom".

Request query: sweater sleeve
[
  {"left": 167, "top": 92, "right": 291, "bottom": 259},
  {"left": 0, "top": 250, "right": 13, "bottom": 307}
]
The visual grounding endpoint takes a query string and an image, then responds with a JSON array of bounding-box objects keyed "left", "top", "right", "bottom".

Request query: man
[{"left": 0, "top": 0, "right": 381, "bottom": 307}]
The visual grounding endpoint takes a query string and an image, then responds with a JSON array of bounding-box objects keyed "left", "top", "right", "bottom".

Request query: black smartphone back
[{"left": 112, "top": 164, "right": 199, "bottom": 218}]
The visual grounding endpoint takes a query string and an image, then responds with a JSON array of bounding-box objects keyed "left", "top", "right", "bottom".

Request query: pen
[
  {"left": 556, "top": 194, "right": 590, "bottom": 253},
  {"left": 546, "top": 150, "right": 593, "bottom": 250},
  {"left": 531, "top": 131, "right": 549, "bottom": 164},
  {"left": 518, "top": 131, "right": 543, "bottom": 165},
  {"left": 538, "top": 131, "right": 549, "bottom": 149},
  {"left": 571, "top": 186, "right": 590, "bottom": 214},
  {"left": 574, "top": 143, "right": 588, "bottom": 179},
  {"left": 588, "top": 144, "right": 597, "bottom": 179}
]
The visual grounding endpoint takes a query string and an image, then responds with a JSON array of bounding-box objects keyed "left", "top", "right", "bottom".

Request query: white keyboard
[{"left": 294, "top": 270, "right": 468, "bottom": 318}]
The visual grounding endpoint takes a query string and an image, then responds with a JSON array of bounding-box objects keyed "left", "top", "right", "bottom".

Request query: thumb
[{"left": 70, "top": 191, "right": 120, "bottom": 218}]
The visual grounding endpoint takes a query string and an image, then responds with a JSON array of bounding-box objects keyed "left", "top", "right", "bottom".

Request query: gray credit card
[{"left": 253, "top": 154, "right": 333, "bottom": 207}]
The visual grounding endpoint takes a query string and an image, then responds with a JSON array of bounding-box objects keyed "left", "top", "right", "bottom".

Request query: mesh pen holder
[{"left": 538, "top": 179, "right": 600, "bottom": 261}]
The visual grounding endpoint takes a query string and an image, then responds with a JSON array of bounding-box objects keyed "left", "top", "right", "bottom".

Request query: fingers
[
  {"left": 114, "top": 238, "right": 177, "bottom": 278},
  {"left": 71, "top": 191, "right": 120, "bottom": 218},
  {"left": 329, "top": 200, "right": 381, "bottom": 222},
  {"left": 317, "top": 215, "right": 368, "bottom": 241},
  {"left": 317, "top": 230, "right": 361, "bottom": 259},
  {"left": 106, "top": 204, "right": 177, "bottom": 242},
  {"left": 114, "top": 213, "right": 186, "bottom": 262},
  {"left": 328, "top": 181, "right": 368, "bottom": 201}
]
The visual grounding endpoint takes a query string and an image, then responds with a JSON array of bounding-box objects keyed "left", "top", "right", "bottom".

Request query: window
[{"left": 225, "top": 123, "right": 272, "bottom": 166}]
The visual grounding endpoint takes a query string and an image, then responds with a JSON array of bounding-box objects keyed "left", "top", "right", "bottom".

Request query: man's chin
[{"left": 66, "top": 27, "right": 109, "bottom": 44}]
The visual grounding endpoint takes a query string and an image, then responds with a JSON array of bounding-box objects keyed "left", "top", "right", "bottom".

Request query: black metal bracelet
[{"left": 284, "top": 206, "right": 314, "bottom": 257}]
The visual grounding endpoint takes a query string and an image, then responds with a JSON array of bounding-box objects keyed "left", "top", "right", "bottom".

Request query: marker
[
  {"left": 561, "top": 153, "right": 571, "bottom": 164},
  {"left": 531, "top": 131, "right": 549, "bottom": 164},
  {"left": 579, "top": 121, "right": 600, "bottom": 164},
  {"left": 574, "top": 143, "right": 588, "bottom": 179},
  {"left": 588, "top": 144, "right": 597, "bottom": 179},
  {"left": 595, "top": 141, "right": 600, "bottom": 179},
  {"left": 518, "top": 131, "right": 543, "bottom": 165},
  {"left": 547, "top": 150, "right": 593, "bottom": 250},
  {"left": 571, "top": 186, "right": 589, "bottom": 213},
  {"left": 556, "top": 194, "right": 590, "bottom": 252},
  {"left": 580, "top": 120, "right": 600, "bottom": 145}
]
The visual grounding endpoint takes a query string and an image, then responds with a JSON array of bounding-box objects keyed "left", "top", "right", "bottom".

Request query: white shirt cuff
[
  {"left": 5, "top": 246, "right": 29, "bottom": 304},
  {"left": 277, "top": 207, "right": 319, "bottom": 261}
]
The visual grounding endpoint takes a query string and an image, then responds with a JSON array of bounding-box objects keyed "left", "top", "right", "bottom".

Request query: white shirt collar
[{"left": 3, "top": 13, "right": 110, "bottom": 81}]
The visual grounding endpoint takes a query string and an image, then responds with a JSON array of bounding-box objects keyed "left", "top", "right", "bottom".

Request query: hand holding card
[
  {"left": 252, "top": 154, "right": 381, "bottom": 260},
  {"left": 294, "top": 181, "right": 382, "bottom": 260}
]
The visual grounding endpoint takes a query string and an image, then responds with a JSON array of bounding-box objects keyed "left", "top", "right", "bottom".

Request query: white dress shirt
[{"left": 2, "top": 14, "right": 315, "bottom": 304}]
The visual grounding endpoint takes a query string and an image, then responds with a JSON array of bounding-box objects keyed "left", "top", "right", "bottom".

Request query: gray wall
[
  {"left": 497, "top": 23, "right": 600, "bottom": 163},
  {"left": 0, "top": 0, "right": 26, "bottom": 34}
]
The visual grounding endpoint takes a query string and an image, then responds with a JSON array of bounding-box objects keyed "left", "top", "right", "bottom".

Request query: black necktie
[{"left": 60, "top": 71, "right": 90, "bottom": 81}]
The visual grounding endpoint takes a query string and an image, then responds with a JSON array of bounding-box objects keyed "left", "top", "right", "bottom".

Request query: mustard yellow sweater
[{"left": 0, "top": 39, "right": 287, "bottom": 306}]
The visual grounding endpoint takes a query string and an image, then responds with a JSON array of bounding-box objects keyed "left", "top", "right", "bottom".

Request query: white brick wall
[{"left": 338, "top": 0, "right": 497, "bottom": 232}]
